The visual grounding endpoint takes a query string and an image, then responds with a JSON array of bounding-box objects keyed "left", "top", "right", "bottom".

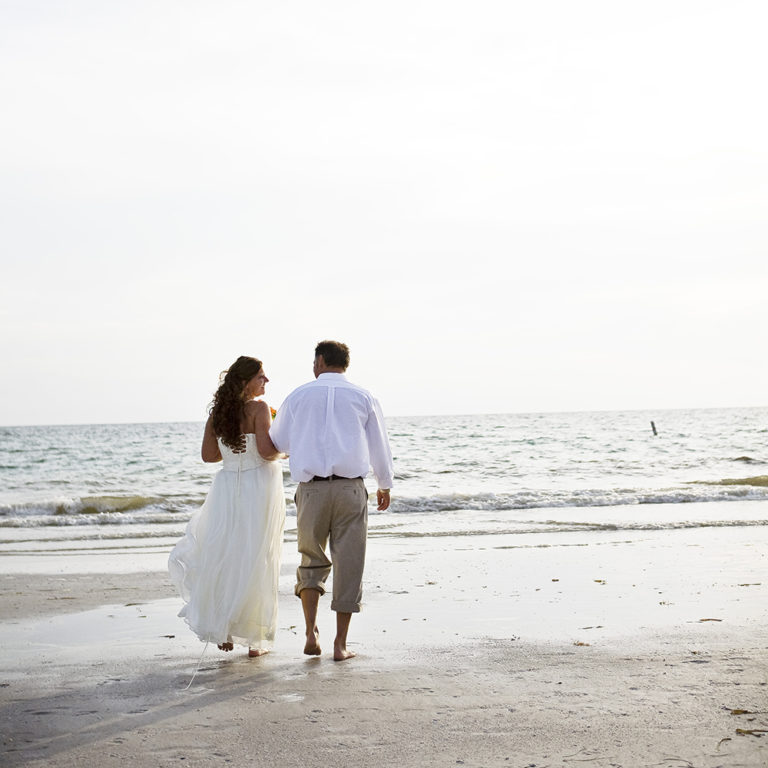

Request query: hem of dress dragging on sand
[{"left": 177, "top": 610, "right": 276, "bottom": 649}]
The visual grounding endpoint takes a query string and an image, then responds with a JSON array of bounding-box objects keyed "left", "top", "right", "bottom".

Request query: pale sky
[{"left": 1, "top": 1, "right": 766, "bottom": 425}]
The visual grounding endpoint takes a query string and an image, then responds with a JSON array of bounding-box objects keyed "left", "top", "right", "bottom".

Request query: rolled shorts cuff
[
  {"left": 330, "top": 599, "right": 362, "bottom": 613},
  {"left": 295, "top": 581, "right": 326, "bottom": 598}
]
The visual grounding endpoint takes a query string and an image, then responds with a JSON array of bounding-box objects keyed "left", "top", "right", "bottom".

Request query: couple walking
[{"left": 168, "top": 340, "right": 394, "bottom": 661}]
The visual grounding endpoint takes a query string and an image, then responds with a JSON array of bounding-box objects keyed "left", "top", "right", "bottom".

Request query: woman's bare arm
[
  {"left": 247, "top": 400, "right": 281, "bottom": 460},
  {"left": 201, "top": 415, "right": 222, "bottom": 462}
]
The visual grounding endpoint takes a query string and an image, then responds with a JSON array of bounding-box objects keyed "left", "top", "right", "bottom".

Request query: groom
[{"left": 269, "top": 340, "right": 394, "bottom": 660}]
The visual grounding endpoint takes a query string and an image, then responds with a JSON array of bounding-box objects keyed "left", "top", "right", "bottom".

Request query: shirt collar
[{"left": 317, "top": 372, "right": 347, "bottom": 381}]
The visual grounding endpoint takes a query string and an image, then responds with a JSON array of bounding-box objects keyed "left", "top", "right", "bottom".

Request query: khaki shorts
[{"left": 294, "top": 477, "right": 368, "bottom": 613}]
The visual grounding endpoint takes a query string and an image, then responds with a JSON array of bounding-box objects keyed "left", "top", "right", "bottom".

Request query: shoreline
[{"left": 1, "top": 520, "right": 767, "bottom": 767}]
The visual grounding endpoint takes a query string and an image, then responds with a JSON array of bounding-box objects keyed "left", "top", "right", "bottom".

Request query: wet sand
[{"left": 1, "top": 518, "right": 767, "bottom": 767}]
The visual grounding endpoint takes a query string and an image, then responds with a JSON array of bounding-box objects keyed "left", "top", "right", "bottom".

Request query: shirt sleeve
[{"left": 365, "top": 397, "right": 394, "bottom": 489}]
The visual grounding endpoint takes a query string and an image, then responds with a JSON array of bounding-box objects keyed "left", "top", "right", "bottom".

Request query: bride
[{"left": 168, "top": 356, "right": 285, "bottom": 657}]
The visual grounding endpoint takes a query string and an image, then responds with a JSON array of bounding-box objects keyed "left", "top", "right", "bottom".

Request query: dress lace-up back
[{"left": 220, "top": 434, "right": 267, "bottom": 471}]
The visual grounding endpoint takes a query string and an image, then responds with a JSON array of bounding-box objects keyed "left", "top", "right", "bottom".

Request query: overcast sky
[{"left": 1, "top": 1, "right": 766, "bottom": 425}]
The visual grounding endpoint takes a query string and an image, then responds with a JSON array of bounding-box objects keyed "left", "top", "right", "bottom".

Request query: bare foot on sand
[
  {"left": 248, "top": 648, "right": 269, "bottom": 657},
  {"left": 304, "top": 627, "right": 321, "bottom": 656},
  {"left": 333, "top": 645, "right": 356, "bottom": 661}
]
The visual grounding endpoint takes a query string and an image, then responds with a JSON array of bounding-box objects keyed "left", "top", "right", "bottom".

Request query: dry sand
[{"left": 1, "top": 520, "right": 767, "bottom": 767}]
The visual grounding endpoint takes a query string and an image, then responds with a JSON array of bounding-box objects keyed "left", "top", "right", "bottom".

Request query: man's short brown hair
[{"left": 315, "top": 340, "right": 350, "bottom": 370}]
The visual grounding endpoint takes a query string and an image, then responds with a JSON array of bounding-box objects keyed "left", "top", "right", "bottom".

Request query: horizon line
[{"left": 2, "top": 403, "right": 766, "bottom": 429}]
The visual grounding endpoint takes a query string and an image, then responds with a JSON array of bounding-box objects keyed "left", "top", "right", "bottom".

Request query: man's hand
[{"left": 376, "top": 489, "right": 391, "bottom": 511}]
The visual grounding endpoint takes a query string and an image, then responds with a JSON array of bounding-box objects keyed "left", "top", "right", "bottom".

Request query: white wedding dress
[{"left": 168, "top": 434, "right": 285, "bottom": 649}]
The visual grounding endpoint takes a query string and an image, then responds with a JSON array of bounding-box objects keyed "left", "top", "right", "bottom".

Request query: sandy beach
[{"left": 1, "top": 508, "right": 767, "bottom": 768}]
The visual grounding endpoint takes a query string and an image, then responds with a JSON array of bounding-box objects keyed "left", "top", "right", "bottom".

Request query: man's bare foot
[
  {"left": 248, "top": 647, "right": 269, "bottom": 657},
  {"left": 304, "top": 627, "right": 321, "bottom": 656},
  {"left": 217, "top": 641, "right": 234, "bottom": 652},
  {"left": 333, "top": 645, "right": 356, "bottom": 661}
]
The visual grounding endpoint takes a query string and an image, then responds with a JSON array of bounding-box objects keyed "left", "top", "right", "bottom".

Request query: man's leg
[
  {"left": 300, "top": 588, "right": 322, "bottom": 656},
  {"left": 328, "top": 478, "right": 368, "bottom": 661},
  {"left": 334, "top": 611, "right": 354, "bottom": 661},
  {"left": 295, "top": 482, "right": 332, "bottom": 656}
]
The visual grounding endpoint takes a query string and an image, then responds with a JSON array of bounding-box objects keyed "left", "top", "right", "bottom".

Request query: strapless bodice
[{"left": 219, "top": 434, "right": 268, "bottom": 471}]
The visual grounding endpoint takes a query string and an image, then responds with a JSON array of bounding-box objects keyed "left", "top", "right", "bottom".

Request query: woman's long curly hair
[{"left": 209, "top": 356, "right": 263, "bottom": 450}]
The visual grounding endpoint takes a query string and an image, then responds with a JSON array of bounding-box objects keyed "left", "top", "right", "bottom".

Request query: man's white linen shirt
[{"left": 269, "top": 373, "right": 394, "bottom": 489}]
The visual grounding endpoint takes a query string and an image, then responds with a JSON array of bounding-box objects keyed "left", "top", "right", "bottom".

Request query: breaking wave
[
  {"left": 388, "top": 483, "right": 768, "bottom": 514},
  {"left": 2, "top": 478, "right": 768, "bottom": 528},
  {"left": 704, "top": 475, "right": 768, "bottom": 488}
]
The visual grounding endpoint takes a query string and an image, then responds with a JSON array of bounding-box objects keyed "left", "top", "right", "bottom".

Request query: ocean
[{"left": 1, "top": 407, "right": 767, "bottom": 561}]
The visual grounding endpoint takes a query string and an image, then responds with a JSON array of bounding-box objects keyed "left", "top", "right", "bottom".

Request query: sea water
[{"left": 1, "top": 408, "right": 767, "bottom": 560}]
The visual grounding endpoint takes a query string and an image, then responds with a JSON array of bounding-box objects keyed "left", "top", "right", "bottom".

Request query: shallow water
[{"left": 1, "top": 408, "right": 767, "bottom": 556}]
